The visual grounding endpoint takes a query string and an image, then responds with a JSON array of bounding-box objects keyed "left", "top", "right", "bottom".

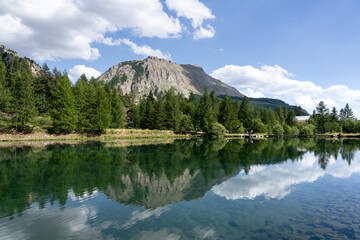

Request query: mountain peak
[
  {"left": 144, "top": 56, "right": 170, "bottom": 62},
  {"left": 98, "top": 58, "right": 244, "bottom": 98}
]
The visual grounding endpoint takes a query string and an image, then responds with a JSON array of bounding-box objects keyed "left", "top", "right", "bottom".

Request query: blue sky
[{"left": 1, "top": 0, "right": 360, "bottom": 116}]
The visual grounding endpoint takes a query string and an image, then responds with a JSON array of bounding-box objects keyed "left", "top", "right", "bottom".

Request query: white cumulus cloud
[
  {"left": 165, "top": 0, "right": 215, "bottom": 39},
  {"left": 193, "top": 24, "right": 216, "bottom": 40},
  {"left": 210, "top": 64, "right": 360, "bottom": 117},
  {"left": 0, "top": 0, "right": 182, "bottom": 61},
  {"left": 69, "top": 65, "right": 101, "bottom": 82},
  {"left": 0, "top": 0, "right": 215, "bottom": 61},
  {"left": 120, "top": 39, "right": 171, "bottom": 60}
]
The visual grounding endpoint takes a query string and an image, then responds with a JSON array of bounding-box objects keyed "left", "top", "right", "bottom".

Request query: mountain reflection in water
[{"left": 0, "top": 138, "right": 359, "bottom": 218}]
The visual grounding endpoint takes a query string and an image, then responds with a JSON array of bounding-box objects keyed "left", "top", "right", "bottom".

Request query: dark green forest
[{"left": 0, "top": 54, "right": 359, "bottom": 135}]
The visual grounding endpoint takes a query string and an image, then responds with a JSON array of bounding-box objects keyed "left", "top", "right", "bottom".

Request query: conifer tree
[
  {"left": 219, "top": 94, "right": 240, "bottom": 132},
  {"left": 196, "top": 87, "right": 216, "bottom": 131},
  {"left": 340, "top": 103, "right": 354, "bottom": 120},
  {"left": 286, "top": 109, "right": 296, "bottom": 127},
  {"left": 110, "top": 88, "right": 125, "bottom": 128},
  {"left": 268, "top": 108, "right": 277, "bottom": 125},
  {"left": 164, "top": 88, "right": 181, "bottom": 130},
  {"left": 74, "top": 74, "right": 88, "bottom": 132},
  {"left": 141, "top": 90, "right": 157, "bottom": 129},
  {"left": 0, "top": 55, "right": 9, "bottom": 111},
  {"left": 276, "top": 107, "right": 285, "bottom": 124},
  {"left": 51, "top": 72, "right": 77, "bottom": 134},
  {"left": 331, "top": 107, "right": 338, "bottom": 122},
  {"left": 33, "top": 64, "right": 58, "bottom": 113},
  {"left": 238, "top": 96, "right": 253, "bottom": 130},
  {"left": 11, "top": 61, "right": 37, "bottom": 132},
  {"left": 155, "top": 94, "right": 166, "bottom": 130},
  {"left": 129, "top": 103, "right": 140, "bottom": 128},
  {"left": 92, "top": 86, "right": 111, "bottom": 133}
]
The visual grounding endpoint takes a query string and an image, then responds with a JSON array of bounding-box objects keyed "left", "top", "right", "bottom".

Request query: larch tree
[{"left": 51, "top": 72, "right": 77, "bottom": 134}]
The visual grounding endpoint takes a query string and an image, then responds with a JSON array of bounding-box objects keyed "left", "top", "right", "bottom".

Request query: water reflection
[
  {"left": 0, "top": 138, "right": 359, "bottom": 219},
  {"left": 212, "top": 151, "right": 360, "bottom": 200}
]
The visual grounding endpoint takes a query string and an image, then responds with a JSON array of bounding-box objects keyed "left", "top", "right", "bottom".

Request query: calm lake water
[{"left": 0, "top": 138, "right": 360, "bottom": 239}]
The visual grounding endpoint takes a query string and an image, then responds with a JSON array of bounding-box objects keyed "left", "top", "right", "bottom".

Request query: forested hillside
[{"left": 0, "top": 46, "right": 359, "bottom": 135}]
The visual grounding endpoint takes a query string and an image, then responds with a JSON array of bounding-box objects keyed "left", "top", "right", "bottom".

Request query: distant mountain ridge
[
  {"left": 98, "top": 56, "right": 244, "bottom": 98},
  {"left": 0, "top": 45, "right": 42, "bottom": 77},
  {"left": 98, "top": 56, "right": 308, "bottom": 114}
]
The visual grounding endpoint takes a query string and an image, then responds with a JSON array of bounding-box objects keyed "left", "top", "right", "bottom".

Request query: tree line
[{"left": 0, "top": 55, "right": 359, "bottom": 135}]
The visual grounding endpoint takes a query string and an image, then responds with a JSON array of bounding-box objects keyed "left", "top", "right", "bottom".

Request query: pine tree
[
  {"left": 268, "top": 108, "right": 277, "bottom": 125},
  {"left": 196, "top": 87, "right": 216, "bottom": 131},
  {"left": 238, "top": 96, "right": 253, "bottom": 130},
  {"left": 219, "top": 94, "right": 239, "bottom": 132},
  {"left": 92, "top": 86, "right": 111, "bottom": 133},
  {"left": 141, "top": 90, "right": 157, "bottom": 129},
  {"left": 0, "top": 55, "right": 9, "bottom": 111},
  {"left": 331, "top": 107, "right": 338, "bottom": 122},
  {"left": 51, "top": 72, "right": 77, "bottom": 134},
  {"left": 164, "top": 88, "right": 181, "bottom": 130},
  {"left": 10, "top": 60, "right": 37, "bottom": 132},
  {"left": 314, "top": 101, "right": 329, "bottom": 133},
  {"left": 33, "top": 64, "right": 58, "bottom": 113},
  {"left": 129, "top": 103, "right": 140, "bottom": 128},
  {"left": 286, "top": 109, "right": 296, "bottom": 127},
  {"left": 276, "top": 107, "right": 285, "bottom": 125},
  {"left": 74, "top": 74, "right": 88, "bottom": 132},
  {"left": 155, "top": 94, "right": 166, "bottom": 130},
  {"left": 339, "top": 103, "right": 354, "bottom": 120},
  {"left": 110, "top": 88, "right": 125, "bottom": 128}
]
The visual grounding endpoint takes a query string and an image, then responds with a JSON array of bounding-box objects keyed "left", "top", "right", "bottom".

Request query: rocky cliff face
[
  {"left": 98, "top": 56, "right": 244, "bottom": 98},
  {"left": 0, "top": 45, "right": 42, "bottom": 77}
]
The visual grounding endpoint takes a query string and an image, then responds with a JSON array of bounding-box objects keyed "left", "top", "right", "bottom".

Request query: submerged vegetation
[{"left": 0, "top": 54, "right": 359, "bottom": 136}]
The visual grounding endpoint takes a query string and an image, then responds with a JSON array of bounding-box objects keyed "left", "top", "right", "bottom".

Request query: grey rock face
[
  {"left": 98, "top": 56, "right": 244, "bottom": 97},
  {"left": 0, "top": 45, "right": 42, "bottom": 77}
]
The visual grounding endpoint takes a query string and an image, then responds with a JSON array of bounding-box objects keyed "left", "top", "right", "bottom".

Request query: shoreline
[{"left": 0, "top": 130, "right": 359, "bottom": 144}]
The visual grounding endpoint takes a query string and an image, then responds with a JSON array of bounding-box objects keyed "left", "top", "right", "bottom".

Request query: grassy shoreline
[
  {"left": 0, "top": 129, "right": 200, "bottom": 143},
  {"left": 0, "top": 129, "right": 359, "bottom": 143}
]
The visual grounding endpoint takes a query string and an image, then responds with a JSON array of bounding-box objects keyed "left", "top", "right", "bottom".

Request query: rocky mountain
[
  {"left": 0, "top": 45, "right": 42, "bottom": 77},
  {"left": 98, "top": 56, "right": 244, "bottom": 98}
]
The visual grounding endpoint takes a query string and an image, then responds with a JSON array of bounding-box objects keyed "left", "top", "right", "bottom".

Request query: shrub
[
  {"left": 324, "top": 122, "right": 342, "bottom": 133},
  {"left": 272, "top": 123, "right": 284, "bottom": 135},
  {"left": 206, "top": 122, "right": 226, "bottom": 138}
]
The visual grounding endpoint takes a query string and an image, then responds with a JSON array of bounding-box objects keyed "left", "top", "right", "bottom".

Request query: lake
[{"left": 0, "top": 138, "right": 360, "bottom": 239}]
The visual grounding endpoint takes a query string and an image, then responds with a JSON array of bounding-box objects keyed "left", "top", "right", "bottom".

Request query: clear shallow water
[{"left": 0, "top": 139, "right": 360, "bottom": 239}]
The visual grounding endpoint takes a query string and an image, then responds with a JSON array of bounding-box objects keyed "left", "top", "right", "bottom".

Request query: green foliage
[
  {"left": 110, "top": 88, "right": 125, "bottom": 128},
  {"left": 196, "top": 87, "right": 217, "bottom": 131},
  {"left": 324, "top": 121, "right": 342, "bottom": 133},
  {"left": 176, "top": 114, "right": 194, "bottom": 133},
  {"left": 122, "top": 61, "right": 144, "bottom": 81},
  {"left": 50, "top": 72, "right": 77, "bottom": 134},
  {"left": 238, "top": 96, "right": 253, "bottom": 130},
  {"left": 272, "top": 123, "right": 284, "bottom": 135},
  {"left": 140, "top": 91, "right": 157, "bottom": 129},
  {"left": 219, "top": 94, "right": 240, "bottom": 132},
  {"left": 252, "top": 118, "right": 267, "bottom": 133},
  {"left": 339, "top": 103, "right": 354, "bottom": 120},
  {"left": 108, "top": 74, "right": 127, "bottom": 88},
  {"left": 298, "top": 123, "right": 316, "bottom": 135},
  {"left": 10, "top": 60, "right": 37, "bottom": 132},
  {"left": 206, "top": 122, "right": 226, "bottom": 138}
]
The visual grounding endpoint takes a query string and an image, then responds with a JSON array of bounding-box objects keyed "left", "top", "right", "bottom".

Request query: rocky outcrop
[
  {"left": 98, "top": 56, "right": 244, "bottom": 98},
  {"left": 0, "top": 45, "right": 42, "bottom": 77}
]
